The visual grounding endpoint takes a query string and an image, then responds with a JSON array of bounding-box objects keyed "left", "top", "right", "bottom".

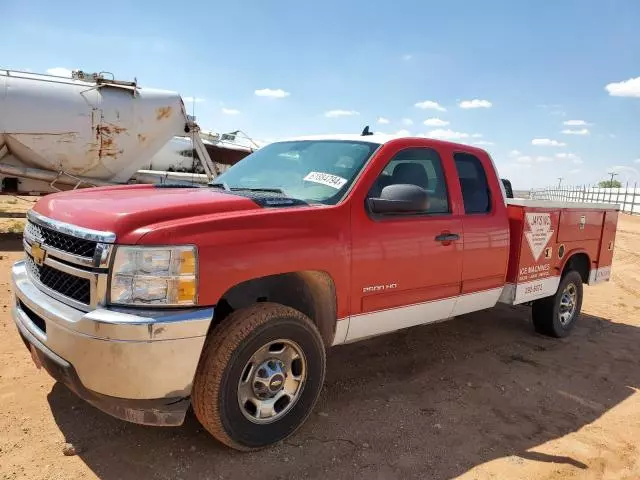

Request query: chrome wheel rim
[
  {"left": 237, "top": 339, "right": 307, "bottom": 424},
  {"left": 559, "top": 283, "right": 578, "bottom": 325}
]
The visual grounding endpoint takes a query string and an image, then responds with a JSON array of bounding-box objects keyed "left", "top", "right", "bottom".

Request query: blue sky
[{"left": 3, "top": 0, "right": 639, "bottom": 188}]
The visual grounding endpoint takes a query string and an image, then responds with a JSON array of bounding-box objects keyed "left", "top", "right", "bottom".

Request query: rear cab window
[{"left": 453, "top": 152, "right": 491, "bottom": 214}]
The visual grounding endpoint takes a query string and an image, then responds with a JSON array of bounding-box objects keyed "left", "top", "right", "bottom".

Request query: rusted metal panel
[
  {"left": 0, "top": 70, "right": 187, "bottom": 183},
  {"left": 155, "top": 106, "right": 172, "bottom": 120}
]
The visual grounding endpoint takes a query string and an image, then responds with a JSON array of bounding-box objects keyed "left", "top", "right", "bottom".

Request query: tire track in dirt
[{"left": 611, "top": 244, "right": 640, "bottom": 297}]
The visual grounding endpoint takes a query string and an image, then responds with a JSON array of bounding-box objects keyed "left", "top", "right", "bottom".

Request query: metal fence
[{"left": 529, "top": 183, "right": 640, "bottom": 215}]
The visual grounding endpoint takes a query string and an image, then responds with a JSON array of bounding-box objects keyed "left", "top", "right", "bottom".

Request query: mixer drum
[{"left": 0, "top": 71, "right": 188, "bottom": 183}]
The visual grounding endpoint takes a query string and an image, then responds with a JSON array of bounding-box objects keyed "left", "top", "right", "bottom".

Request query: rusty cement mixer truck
[{"left": 0, "top": 69, "right": 256, "bottom": 195}]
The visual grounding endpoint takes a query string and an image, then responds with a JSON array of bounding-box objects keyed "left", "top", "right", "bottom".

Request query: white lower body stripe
[
  {"left": 499, "top": 276, "right": 560, "bottom": 305},
  {"left": 451, "top": 287, "right": 503, "bottom": 317},
  {"left": 588, "top": 266, "right": 611, "bottom": 285},
  {"left": 333, "top": 287, "right": 503, "bottom": 345},
  {"left": 345, "top": 297, "right": 457, "bottom": 342},
  {"left": 332, "top": 319, "right": 349, "bottom": 346}
]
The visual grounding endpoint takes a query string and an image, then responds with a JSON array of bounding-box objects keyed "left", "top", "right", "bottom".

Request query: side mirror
[{"left": 367, "top": 184, "right": 429, "bottom": 214}]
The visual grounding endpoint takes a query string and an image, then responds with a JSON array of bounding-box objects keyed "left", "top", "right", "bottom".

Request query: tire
[
  {"left": 531, "top": 270, "right": 583, "bottom": 338},
  {"left": 192, "top": 302, "right": 326, "bottom": 451}
]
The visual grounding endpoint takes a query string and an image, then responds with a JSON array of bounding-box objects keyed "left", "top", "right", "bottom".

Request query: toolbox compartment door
[
  {"left": 590, "top": 210, "right": 618, "bottom": 284},
  {"left": 557, "top": 210, "right": 604, "bottom": 243}
]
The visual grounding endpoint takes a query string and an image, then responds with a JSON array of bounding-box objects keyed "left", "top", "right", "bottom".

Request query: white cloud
[
  {"left": 394, "top": 129, "right": 411, "bottom": 136},
  {"left": 611, "top": 165, "right": 640, "bottom": 182},
  {"left": 46, "top": 67, "right": 73, "bottom": 77},
  {"left": 569, "top": 169, "right": 582, "bottom": 174},
  {"left": 605, "top": 77, "right": 640, "bottom": 97},
  {"left": 532, "top": 138, "right": 567, "bottom": 147},
  {"left": 537, "top": 104, "right": 563, "bottom": 109},
  {"left": 473, "top": 141, "right": 495, "bottom": 146},
  {"left": 555, "top": 152, "right": 583, "bottom": 164},
  {"left": 471, "top": 133, "right": 483, "bottom": 138},
  {"left": 426, "top": 129, "right": 469, "bottom": 140},
  {"left": 612, "top": 165, "right": 638, "bottom": 173},
  {"left": 515, "top": 155, "right": 551, "bottom": 163},
  {"left": 509, "top": 150, "right": 522, "bottom": 157},
  {"left": 402, "top": 54, "right": 413, "bottom": 61},
  {"left": 609, "top": 133, "right": 617, "bottom": 138},
  {"left": 564, "top": 120, "right": 589, "bottom": 126},
  {"left": 402, "top": 118, "right": 414, "bottom": 126},
  {"left": 562, "top": 128, "right": 590, "bottom": 135},
  {"left": 324, "top": 109, "right": 360, "bottom": 118},
  {"left": 377, "top": 117, "right": 390, "bottom": 124},
  {"left": 254, "top": 88, "right": 290, "bottom": 98},
  {"left": 459, "top": 99, "right": 492, "bottom": 109},
  {"left": 538, "top": 104, "right": 566, "bottom": 116},
  {"left": 221, "top": 108, "right": 240, "bottom": 115},
  {"left": 254, "top": 138, "right": 275, "bottom": 147},
  {"left": 635, "top": 158, "right": 640, "bottom": 164},
  {"left": 415, "top": 100, "right": 446, "bottom": 112},
  {"left": 183, "top": 96, "right": 206, "bottom": 103},
  {"left": 423, "top": 118, "right": 449, "bottom": 127}
]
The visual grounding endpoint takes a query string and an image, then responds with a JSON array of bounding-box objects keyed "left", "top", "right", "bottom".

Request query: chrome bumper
[{"left": 11, "top": 260, "right": 213, "bottom": 425}]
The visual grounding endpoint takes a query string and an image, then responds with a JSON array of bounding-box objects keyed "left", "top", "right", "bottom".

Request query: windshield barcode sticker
[{"left": 303, "top": 172, "right": 347, "bottom": 189}]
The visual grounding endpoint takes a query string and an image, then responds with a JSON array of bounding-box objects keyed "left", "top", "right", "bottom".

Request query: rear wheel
[
  {"left": 192, "top": 303, "right": 326, "bottom": 451},
  {"left": 532, "top": 270, "right": 583, "bottom": 338}
]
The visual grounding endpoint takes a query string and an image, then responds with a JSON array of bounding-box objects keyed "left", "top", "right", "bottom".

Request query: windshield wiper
[
  {"left": 230, "top": 187, "right": 285, "bottom": 194},
  {"left": 209, "top": 184, "right": 285, "bottom": 194},
  {"left": 208, "top": 182, "right": 230, "bottom": 191}
]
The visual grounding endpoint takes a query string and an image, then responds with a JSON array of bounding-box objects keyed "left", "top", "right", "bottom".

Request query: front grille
[
  {"left": 26, "top": 255, "right": 91, "bottom": 305},
  {"left": 25, "top": 221, "right": 97, "bottom": 258}
]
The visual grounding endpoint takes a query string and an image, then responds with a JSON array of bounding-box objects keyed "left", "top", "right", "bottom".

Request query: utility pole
[{"left": 605, "top": 171, "right": 619, "bottom": 203}]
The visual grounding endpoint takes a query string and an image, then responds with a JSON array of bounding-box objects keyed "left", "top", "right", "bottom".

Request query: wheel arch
[
  {"left": 560, "top": 250, "right": 591, "bottom": 283},
  {"left": 211, "top": 271, "right": 338, "bottom": 347}
]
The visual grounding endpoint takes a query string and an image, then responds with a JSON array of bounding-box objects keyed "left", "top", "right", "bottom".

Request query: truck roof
[
  {"left": 281, "top": 133, "right": 396, "bottom": 144},
  {"left": 277, "top": 133, "right": 487, "bottom": 152}
]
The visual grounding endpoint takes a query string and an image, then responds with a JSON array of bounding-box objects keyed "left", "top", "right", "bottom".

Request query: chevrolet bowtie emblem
[{"left": 31, "top": 242, "right": 46, "bottom": 266}]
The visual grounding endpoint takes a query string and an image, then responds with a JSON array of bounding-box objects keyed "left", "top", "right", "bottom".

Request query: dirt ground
[
  {"left": 0, "top": 196, "right": 36, "bottom": 234},
  {"left": 1, "top": 215, "right": 640, "bottom": 480}
]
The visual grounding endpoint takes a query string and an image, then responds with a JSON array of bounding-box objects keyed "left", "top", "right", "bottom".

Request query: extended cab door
[
  {"left": 450, "top": 151, "right": 510, "bottom": 316},
  {"left": 346, "top": 143, "right": 464, "bottom": 342}
]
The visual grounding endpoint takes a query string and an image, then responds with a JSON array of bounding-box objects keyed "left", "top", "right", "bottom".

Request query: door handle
[{"left": 435, "top": 233, "right": 460, "bottom": 242}]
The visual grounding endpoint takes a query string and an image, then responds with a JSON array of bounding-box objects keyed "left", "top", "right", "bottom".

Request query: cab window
[{"left": 368, "top": 147, "right": 449, "bottom": 214}]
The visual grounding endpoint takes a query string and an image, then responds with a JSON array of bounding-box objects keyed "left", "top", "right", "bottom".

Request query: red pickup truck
[{"left": 11, "top": 133, "right": 618, "bottom": 451}]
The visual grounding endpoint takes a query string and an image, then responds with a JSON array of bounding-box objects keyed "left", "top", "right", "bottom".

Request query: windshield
[{"left": 212, "top": 140, "right": 380, "bottom": 205}]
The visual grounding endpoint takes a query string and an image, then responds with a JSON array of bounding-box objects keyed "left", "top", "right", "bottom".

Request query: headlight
[{"left": 110, "top": 246, "right": 197, "bottom": 306}]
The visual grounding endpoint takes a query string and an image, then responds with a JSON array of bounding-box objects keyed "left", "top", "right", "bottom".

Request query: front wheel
[
  {"left": 531, "top": 270, "right": 583, "bottom": 338},
  {"left": 192, "top": 303, "right": 326, "bottom": 451}
]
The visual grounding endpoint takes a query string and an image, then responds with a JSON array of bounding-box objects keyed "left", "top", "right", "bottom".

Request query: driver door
[{"left": 347, "top": 146, "right": 463, "bottom": 341}]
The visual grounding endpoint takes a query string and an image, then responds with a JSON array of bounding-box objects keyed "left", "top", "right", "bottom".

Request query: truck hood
[{"left": 33, "top": 185, "right": 261, "bottom": 242}]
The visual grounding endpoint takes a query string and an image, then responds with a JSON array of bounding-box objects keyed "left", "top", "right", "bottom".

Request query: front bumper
[{"left": 11, "top": 260, "right": 214, "bottom": 426}]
